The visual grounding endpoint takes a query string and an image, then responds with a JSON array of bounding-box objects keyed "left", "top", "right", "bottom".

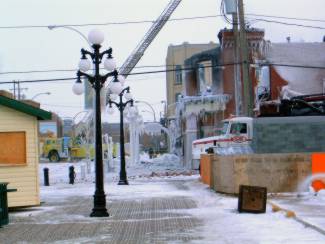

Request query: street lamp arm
[
  {"left": 81, "top": 47, "right": 113, "bottom": 62},
  {"left": 48, "top": 25, "right": 91, "bottom": 47},
  {"left": 108, "top": 100, "right": 120, "bottom": 107},
  {"left": 109, "top": 99, "right": 133, "bottom": 110},
  {"left": 31, "top": 92, "right": 50, "bottom": 100},
  {"left": 120, "top": 86, "right": 130, "bottom": 95},
  {"left": 81, "top": 48, "right": 95, "bottom": 59},
  {"left": 123, "top": 99, "right": 133, "bottom": 108},
  {"left": 135, "top": 100, "right": 156, "bottom": 122},
  {"left": 77, "top": 70, "right": 93, "bottom": 81},
  {"left": 99, "top": 47, "right": 113, "bottom": 60},
  {"left": 103, "top": 69, "right": 118, "bottom": 80}
]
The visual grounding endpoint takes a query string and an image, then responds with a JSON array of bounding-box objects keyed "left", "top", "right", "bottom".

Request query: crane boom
[
  {"left": 105, "top": 0, "right": 182, "bottom": 103},
  {"left": 119, "top": 0, "right": 182, "bottom": 76}
]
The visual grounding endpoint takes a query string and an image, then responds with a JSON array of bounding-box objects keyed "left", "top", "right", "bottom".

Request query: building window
[
  {"left": 175, "top": 93, "right": 181, "bottom": 103},
  {"left": 256, "top": 66, "right": 270, "bottom": 100},
  {"left": 175, "top": 65, "right": 182, "bottom": 85},
  {"left": 0, "top": 131, "right": 26, "bottom": 165},
  {"left": 198, "top": 63, "right": 206, "bottom": 94}
]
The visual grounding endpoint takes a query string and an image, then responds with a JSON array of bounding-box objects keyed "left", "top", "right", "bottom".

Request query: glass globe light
[
  {"left": 109, "top": 93, "right": 118, "bottom": 101},
  {"left": 72, "top": 81, "right": 84, "bottom": 95},
  {"left": 118, "top": 75, "right": 126, "bottom": 86},
  {"left": 106, "top": 105, "right": 115, "bottom": 115},
  {"left": 124, "top": 91, "right": 132, "bottom": 101},
  {"left": 78, "top": 58, "right": 91, "bottom": 72},
  {"left": 88, "top": 29, "right": 104, "bottom": 45},
  {"left": 104, "top": 57, "right": 116, "bottom": 71},
  {"left": 109, "top": 81, "right": 123, "bottom": 94}
]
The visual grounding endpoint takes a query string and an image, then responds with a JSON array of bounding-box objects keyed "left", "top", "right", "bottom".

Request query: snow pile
[
  {"left": 134, "top": 153, "right": 196, "bottom": 178},
  {"left": 39, "top": 153, "right": 194, "bottom": 185},
  {"left": 268, "top": 43, "right": 325, "bottom": 95},
  {"left": 151, "top": 153, "right": 180, "bottom": 166}
]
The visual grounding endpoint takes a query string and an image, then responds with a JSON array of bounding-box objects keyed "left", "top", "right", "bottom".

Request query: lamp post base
[
  {"left": 90, "top": 193, "right": 109, "bottom": 217},
  {"left": 118, "top": 179, "right": 129, "bottom": 185},
  {"left": 90, "top": 207, "right": 109, "bottom": 217}
]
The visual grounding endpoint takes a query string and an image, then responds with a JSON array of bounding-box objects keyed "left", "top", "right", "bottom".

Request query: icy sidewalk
[
  {"left": 1, "top": 157, "right": 325, "bottom": 243},
  {"left": 270, "top": 192, "right": 325, "bottom": 236}
]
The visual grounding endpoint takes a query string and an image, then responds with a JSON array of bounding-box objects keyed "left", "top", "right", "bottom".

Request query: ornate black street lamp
[
  {"left": 107, "top": 86, "right": 134, "bottom": 185},
  {"left": 72, "top": 29, "right": 120, "bottom": 217}
]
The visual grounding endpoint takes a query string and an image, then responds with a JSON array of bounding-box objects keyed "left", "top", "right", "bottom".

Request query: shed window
[{"left": 0, "top": 131, "right": 26, "bottom": 165}]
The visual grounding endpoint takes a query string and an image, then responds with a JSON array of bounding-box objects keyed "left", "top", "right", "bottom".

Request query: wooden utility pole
[
  {"left": 232, "top": 12, "right": 242, "bottom": 116},
  {"left": 238, "top": 0, "right": 253, "bottom": 117},
  {"left": 10, "top": 81, "right": 28, "bottom": 100}
]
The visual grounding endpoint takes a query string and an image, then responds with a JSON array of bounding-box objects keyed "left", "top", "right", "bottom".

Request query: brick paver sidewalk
[{"left": 0, "top": 179, "right": 203, "bottom": 243}]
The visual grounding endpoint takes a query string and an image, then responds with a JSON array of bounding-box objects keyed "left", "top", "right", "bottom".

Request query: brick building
[
  {"left": 172, "top": 28, "right": 325, "bottom": 168},
  {"left": 165, "top": 42, "right": 217, "bottom": 120}
]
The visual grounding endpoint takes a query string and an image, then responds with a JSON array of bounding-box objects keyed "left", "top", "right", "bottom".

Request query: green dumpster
[{"left": 0, "top": 182, "right": 17, "bottom": 226}]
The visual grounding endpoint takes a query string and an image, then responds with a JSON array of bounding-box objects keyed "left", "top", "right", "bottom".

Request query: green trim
[{"left": 0, "top": 95, "right": 52, "bottom": 120}]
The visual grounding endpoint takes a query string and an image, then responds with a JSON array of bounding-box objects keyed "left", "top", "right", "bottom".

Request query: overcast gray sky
[{"left": 0, "top": 0, "right": 324, "bottom": 121}]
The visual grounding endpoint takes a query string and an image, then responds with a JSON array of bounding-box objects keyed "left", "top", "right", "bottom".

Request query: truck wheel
[{"left": 49, "top": 151, "right": 60, "bottom": 162}]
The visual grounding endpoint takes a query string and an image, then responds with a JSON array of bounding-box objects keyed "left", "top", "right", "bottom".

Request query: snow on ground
[
  {"left": 33, "top": 153, "right": 325, "bottom": 243},
  {"left": 183, "top": 180, "right": 325, "bottom": 244}
]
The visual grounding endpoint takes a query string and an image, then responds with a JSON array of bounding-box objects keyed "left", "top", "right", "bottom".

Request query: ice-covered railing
[
  {"left": 181, "top": 94, "right": 231, "bottom": 104},
  {"left": 176, "top": 94, "right": 231, "bottom": 117},
  {"left": 213, "top": 145, "right": 254, "bottom": 156}
]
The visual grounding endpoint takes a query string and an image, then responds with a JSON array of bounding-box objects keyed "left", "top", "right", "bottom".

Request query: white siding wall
[{"left": 0, "top": 105, "right": 40, "bottom": 207}]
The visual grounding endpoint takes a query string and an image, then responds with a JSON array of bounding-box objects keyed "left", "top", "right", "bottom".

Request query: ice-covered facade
[
  {"left": 168, "top": 27, "right": 325, "bottom": 168},
  {"left": 172, "top": 47, "right": 231, "bottom": 168}
]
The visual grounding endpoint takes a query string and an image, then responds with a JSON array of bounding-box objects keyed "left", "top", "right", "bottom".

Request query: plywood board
[{"left": 0, "top": 131, "right": 26, "bottom": 164}]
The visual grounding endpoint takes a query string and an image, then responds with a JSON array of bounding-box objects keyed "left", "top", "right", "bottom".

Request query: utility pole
[
  {"left": 238, "top": 0, "right": 253, "bottom": 117},
  {"left": 10, "top": 81, "right": 28, "bottom": 100},
  {"left": 232, "top": 12, "right": 242, "bottom": 116}
]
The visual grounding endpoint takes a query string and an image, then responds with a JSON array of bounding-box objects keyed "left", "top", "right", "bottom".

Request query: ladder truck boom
[{"left": 105, "top": 0, "right": 182, "bottom": 103}]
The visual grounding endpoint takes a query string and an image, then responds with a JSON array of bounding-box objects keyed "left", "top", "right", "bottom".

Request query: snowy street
[{"left": 1, "top": 157, "right": 325, "bottom": 243}]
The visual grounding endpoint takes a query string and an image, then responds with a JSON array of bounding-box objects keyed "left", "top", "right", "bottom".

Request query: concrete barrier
[{"left": 211, "top": 153, "right": 311, "bottom": 194}]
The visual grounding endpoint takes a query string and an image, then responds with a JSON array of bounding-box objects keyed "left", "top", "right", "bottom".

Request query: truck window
[{"left": 230, "top": 123, "right": 247, "bottom": 134}]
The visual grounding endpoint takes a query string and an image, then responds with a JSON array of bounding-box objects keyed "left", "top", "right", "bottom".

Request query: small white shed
[{"left": 0, "top": 91, "right": 51, "bottom": 207}]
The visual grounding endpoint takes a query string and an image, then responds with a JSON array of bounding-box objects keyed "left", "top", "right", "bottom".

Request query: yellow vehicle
[
  {"left": 42, "top": 136, "right": 116, "bottom": 162},
  {"left": 42, "top": 137, "right": 67, "bottom": 162}
]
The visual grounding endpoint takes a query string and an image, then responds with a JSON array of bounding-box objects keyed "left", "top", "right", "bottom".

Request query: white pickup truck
[
  {"left": 192, "top": 117, "right": 253, "bottom": 168},
  {"left": 192, "top": 115, "right": 325, "bottom": 169}
]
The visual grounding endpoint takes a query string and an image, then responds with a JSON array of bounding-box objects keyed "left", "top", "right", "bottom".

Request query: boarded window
[{"left": 0, "top": 131, "right": 26, "bottom": 165}]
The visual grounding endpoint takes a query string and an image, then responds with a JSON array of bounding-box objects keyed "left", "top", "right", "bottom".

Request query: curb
[{"left": 268, "top": 201, "right": 325, "bottom": 236}]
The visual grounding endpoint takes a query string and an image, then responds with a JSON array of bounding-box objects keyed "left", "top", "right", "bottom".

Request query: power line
[
  {"left": 248, "top": 18, "right": 325, "bottom": 30},
  {"left": 261, "top": 63, "right": 325, "bottom": 69},
  {"left": 0, "top": 13, "right": 324, "bottom": 30},
  {"left": 0, "top": 63, "right": 235, "bottom": 84},
  {"left": 1, "top": 62, "right": 325, "bottom": 85},
  {"left": 0, "top": 64, "right": 175, "bottom": 76},
  {"left": 0, "top": 77, "right": 74, "bottom": 84},
  {"left": 0, "top": 68, "right": 77, "bottom": 75},
  {"left": 0, "top": 15, "right": 222, "bottom": 30},
  {"left": 246, "top": 13, "right": 325, "bottom": 23},
  {"left": 1, "top": 59, "right": 325, "bottom": 78}
]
